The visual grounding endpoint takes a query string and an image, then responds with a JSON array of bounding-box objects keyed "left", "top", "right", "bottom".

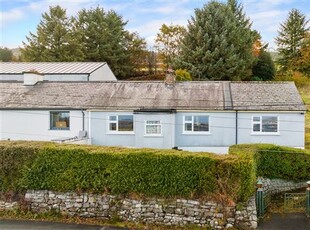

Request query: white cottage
[{"left": 0, "top": 68, "right": 306, "bottom": 154}]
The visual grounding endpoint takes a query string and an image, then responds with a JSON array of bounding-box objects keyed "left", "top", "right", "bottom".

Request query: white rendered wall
[
  {"left": 0, "top": 110, "right": 85, "bottom": 141},
  {"left": 237, "top": 112, "right": 305, "bottom": 148},
  {"left": 44, "top": 74, "right": 88, "bottom": 81},
  {"left": 0, "top": 75, "right": 23, "bottom": 81},
  {"left": 89, "top": 64, "right": 117, "bottom": 81},
  {"left": 175, "top": 112, "right": 236, "bottom": 148}
]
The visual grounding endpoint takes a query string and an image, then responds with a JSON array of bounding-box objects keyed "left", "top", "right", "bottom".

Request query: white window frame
[
  {"left": 107, "top": 115, "right": 134, "bottom": 134},
  {"left": 50, "top": 111, "right": 70, "bottom": 130},
  {"left": 183, "top": 115, "right": 210, "bottom": 135},
  {"left": 251, "top": 115, "right": 279, "bottom": 135},
  {"left": 144, "top": 120, "right": 162, "bottom": 136}
]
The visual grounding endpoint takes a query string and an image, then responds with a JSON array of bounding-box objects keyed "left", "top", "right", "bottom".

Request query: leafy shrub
[
  {"left": 0, "top": 141, "right": 51, "bottom": 192},
  {"left": 229, "top": 144, "right": 310, "bottom": 181},
  {"left": 274, "top": 71, "right": 309, "bottom": 87},
  {"left": 175, "top": 69, "right": 192, "bottom": 81},
  {"left": 0, "top": 141, "right": 255, "bottom": 202}
]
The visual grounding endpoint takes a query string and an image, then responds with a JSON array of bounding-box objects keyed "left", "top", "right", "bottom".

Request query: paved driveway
[
  {"left": 258, "top": 213, "right": 310, "bottom": 230},
  {"left": 0, "top": 220, "right": 128, "bottom": 230}
]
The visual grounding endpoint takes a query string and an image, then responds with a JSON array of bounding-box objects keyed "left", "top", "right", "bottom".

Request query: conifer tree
[
  {"left": 22, "top": 6, "right": 84, "bottom": 62},
  {"left": 75, "top": 7, "right": 134, "bottom": 78},
  {"left": 252, "top": 51, "right": 275, "bottom": 81},
  {"left": 175, "top": 0, "right": 256, "bottom": 80},
  {"left": 275, "top": 9, "right": 309, "bottom": 71}
]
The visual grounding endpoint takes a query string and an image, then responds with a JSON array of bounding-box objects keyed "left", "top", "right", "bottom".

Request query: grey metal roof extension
[
  {"left": 0, "top": 62, "right": 106, "bottom": 74},
  {"left": 0, "top": 81, "right": 305, "bottom": 111}
]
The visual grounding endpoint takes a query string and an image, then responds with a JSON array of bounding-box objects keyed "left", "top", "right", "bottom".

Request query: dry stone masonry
[
  {"left": 23, "top": 190, "right": 257, "bottom": 229},
  {"left": 5, "top": 177, "right": 303, "bottom": 229},
  {"left": 259, "top": 177, "right": 307, "bottom": 194},
  {"left": 0, "top": 200, "right": 18, "bottom": 210}
]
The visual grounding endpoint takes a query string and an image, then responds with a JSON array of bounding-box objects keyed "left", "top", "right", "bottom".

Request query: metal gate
[
  {"left": 284, "top": 192, "right": 307, "bottom": 213},
  {"left": 256, "top": 191, "right": 271, "bottom": 218}
]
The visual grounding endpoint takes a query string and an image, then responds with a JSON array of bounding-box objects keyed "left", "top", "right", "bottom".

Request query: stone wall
[
  {"left": 1, "top": 179, "right": 306, "bottom": 228},
  {"left": 23, "top": 190, "right": 257, "bottom": 229},
  {"left": 235, "top": 196, "right": 257, "bottom": 229},
  {"left": 0, "top": 200, "right": 18, "bottom": 211},
  {"left": 260, "top": 177, "right": 307, "bottom": 194}
]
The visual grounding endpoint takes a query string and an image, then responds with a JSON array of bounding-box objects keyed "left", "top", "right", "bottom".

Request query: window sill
[
  {"left": 251, "top": 132, "right": 280, "bottom": 136},
  {"left": 144, "top": 134, "right": 163, "bottom": 137},
  {"left": 182, "top": 132, "right": 211, "bottom": 135},
  {"left": 107, "top": 132, "right": 135, "bottom": 135},
  {"left": 49, "top": 129, "right": 70, "bottom": 131}
]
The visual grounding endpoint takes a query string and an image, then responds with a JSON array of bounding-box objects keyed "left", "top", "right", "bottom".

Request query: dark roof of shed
[{"left": 0, "top": 81, "right": 306, "bottom": 111}]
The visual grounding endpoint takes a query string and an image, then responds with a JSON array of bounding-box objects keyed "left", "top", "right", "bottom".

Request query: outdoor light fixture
[{"left": 257, "top": 179, "right": 263, "bottom": 189}]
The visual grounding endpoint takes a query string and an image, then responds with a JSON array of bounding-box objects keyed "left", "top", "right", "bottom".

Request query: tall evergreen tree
[
  {"left": 275, "top": 9, "right": 309, "bottom": 71},
  {"left": 75, "top": 7, "right": 133, "bottom": 78},
  {"left": 252, "top": 51, "right": 275, "bottom": 81},
  {"left": 175, "top": 0, "right": 256, "bottom": 80},
  {"left": 22, "top": 6, "right": 84, "bottom": 62},
  {"left": 125, "top": 32, "right": 147, "bottom": 75}
]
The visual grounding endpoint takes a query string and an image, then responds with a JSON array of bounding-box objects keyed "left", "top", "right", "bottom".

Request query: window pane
[
  {"left": 185, "top": 116, "right": 192, "bottom": 121},
  {"left": 118, "top": 115, "right": 133, "bottom": 131},
  {"left": 253, "top": 117, "right": 260, "bottom": 122},
  {"left": 193, "top": 116, "right": 209, "bottom": 132},
  {"left": 184, "top": 123, "right": 192, "bottom": 131},
  {"left": 262, "top": 116, "right": 277, "bottom": 132},
  {"left": 253, "top": 123, "right": 260, "bottom": 132},
  {"left": 146, "top": 125, "right": 161, "bottom": 134},
  {"left": 109, "top": 123, "right": 117, "bottom": 131},
  {"left": 50, "top": 112, "right": 70, "bottom": 130}
]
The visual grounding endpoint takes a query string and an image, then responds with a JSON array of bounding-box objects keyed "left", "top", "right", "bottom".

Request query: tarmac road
[{"left": 0, "top": 219, "right": 128, "bottom": 230}]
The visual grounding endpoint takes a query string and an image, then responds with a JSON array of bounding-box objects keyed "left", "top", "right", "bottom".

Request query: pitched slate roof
[
  {"left": 0, "top": 62, "right": 106, "bottom": 74},
  {"left": 0, "top": 81, "right": 224, "bottom": 110},
  {"left": 0, "top": 81, "right": 306, "bottom": 111},
  {"left": 230, "top": 82, "right": 306, "bottom": 111}
]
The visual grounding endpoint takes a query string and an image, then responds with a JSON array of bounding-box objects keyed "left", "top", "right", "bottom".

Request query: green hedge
[
  {"left": 0, "top": 141, "right": 49, "bottom": 192},
  {"left": 229, "top": 144, "right": 310, "bottom": 181},
  {"left": 0, "top": 141, "right": 255, "bottom": 202}
]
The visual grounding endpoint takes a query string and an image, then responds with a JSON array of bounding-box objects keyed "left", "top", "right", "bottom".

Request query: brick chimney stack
[{"left": 165, "top": 67, "right": 175, "bottom": 85}]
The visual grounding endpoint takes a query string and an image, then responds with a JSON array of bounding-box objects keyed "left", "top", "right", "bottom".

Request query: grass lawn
[{"left": 298, "top": 84, "right": 310, "bottom": 149}]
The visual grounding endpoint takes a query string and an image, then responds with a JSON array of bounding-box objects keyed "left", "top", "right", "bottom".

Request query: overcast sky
[{"left": 1, "top": 0, "right": 309, "bottom": 50}]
